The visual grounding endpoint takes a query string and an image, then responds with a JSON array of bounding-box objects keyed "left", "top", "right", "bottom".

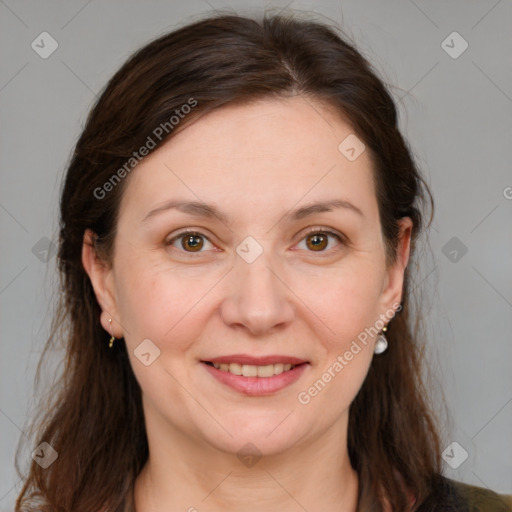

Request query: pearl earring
[{"left": 374, "top": 325, "right": 388, "bottom": 354}]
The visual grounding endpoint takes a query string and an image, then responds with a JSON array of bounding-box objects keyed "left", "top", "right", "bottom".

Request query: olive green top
[
  {"left": 122, "top": 475, "right": 512, "bottom": 511},
  {"left": 434, "top": 478, "right": 512, "bottom": 511}
]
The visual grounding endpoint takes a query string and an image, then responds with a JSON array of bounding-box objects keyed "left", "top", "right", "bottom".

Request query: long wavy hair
[{"left": 15, "top": 12, "right": 442, "bottom": 512}]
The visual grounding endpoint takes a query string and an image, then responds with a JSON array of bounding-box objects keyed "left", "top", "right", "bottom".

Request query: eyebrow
[{"left": 141, "top": 198, "right": 364, "bottom": 224}]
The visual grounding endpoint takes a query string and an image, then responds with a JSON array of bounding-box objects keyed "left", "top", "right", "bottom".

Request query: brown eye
[
  {"left": 166, "top": 231, "right": 214, "bottom": 254},
  {"left": 181, "top": 234, "right": 204, "bottom": 252},
  {"left": 306, "top": 233, "right": 328, "bottom": 251},
  {"left": 295, "top": 229, "right": 344, "bottom": 253}
]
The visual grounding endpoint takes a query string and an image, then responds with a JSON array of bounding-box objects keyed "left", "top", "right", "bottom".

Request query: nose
[{"left": 220, "top": 251, "right": 295, "bottom": 337}]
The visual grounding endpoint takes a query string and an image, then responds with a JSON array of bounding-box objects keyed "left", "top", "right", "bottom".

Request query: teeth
[
  {"left": 229, "top": 363, "right": 242, "bottom": 375},
  {"left": 257, "top": 365, "right": 274, "bottom": 377},
  {"left": 273, "top": 363, "right": 284, "bottom": 375},
  {"left": 243, "top": 364, "right": 258, "bottom": 377},
  {"left": 211, "top": 362, "right": 297, "bottom": 377}
]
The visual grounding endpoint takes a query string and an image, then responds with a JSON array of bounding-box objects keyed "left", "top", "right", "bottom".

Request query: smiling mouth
[{"left": 203, "top": 361, "right": 304, "bottom": 378}]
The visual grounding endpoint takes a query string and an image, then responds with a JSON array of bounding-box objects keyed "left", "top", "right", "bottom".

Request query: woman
[{"left": 15, "top": 12, "right": 512, "bottom": 512}]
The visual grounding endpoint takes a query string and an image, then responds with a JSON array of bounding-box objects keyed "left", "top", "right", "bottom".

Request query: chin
[{"left": 202, "top": 421, "right": 302, "bottom": 458}]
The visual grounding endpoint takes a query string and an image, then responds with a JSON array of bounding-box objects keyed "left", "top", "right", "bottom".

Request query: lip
[
  {"left": 203, "top": 354, "right": 308, "bottom": 366},
  {"left": 201, "top": 360, "right": 310, "bottom": 396}
]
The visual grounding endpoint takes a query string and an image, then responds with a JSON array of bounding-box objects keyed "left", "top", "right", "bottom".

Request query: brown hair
[{"left": 15, "top": 12, "right": 441, "bottom": 512}]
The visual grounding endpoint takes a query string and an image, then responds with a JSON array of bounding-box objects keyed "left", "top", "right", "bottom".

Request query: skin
[{"left": 83, "top": 96, "right": 412, "bottom": 512}]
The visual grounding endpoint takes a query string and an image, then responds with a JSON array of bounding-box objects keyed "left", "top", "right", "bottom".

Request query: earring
[
  {"left": 374, "top": 325, "right": 388, "bottom": 354},
  {"left": 108, "top": 318, "right": 115, "bottom": 349}
]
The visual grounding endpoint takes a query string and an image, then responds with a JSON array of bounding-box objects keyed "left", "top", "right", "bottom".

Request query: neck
[{"left": 134, "top": 412, "right": 359, "bottom": 512}]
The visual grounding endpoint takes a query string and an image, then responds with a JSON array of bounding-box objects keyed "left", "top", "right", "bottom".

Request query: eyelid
[
  {"left": 298, "top": 225, "right": 346, "bottom": 242},
  {"left": 166, "top": 228, "right": 212, "bottom": 241}
]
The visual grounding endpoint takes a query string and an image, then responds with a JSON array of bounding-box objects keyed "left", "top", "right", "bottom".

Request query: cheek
[
  {"left": 291, "top": 258, "right": 382, "bottom": 403},
  {"left": 114, "top": 252, "right": 220, "bottom": 354},
  {"left": 309, "top": 351, "right": 373, "bottom": 421},
  {"left": 298, "top": 291, "right": 376, "bottom": 416},
  {"left": 293, "top": 259, "right": 384, "bottom": 342}
]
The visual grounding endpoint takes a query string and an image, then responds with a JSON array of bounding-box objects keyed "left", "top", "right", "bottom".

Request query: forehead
[{"left": 118, "top": 96, "right": 378, "bottom": 226}]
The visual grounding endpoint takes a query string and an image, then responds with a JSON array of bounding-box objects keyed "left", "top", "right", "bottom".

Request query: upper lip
[{"left": 202, "top": 354, "right": 308, "bottom": 366}]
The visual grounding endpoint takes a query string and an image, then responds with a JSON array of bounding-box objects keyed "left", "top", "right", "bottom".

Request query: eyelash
[{"left": 165, "top": 227, "right": 346, "bottom": 256}]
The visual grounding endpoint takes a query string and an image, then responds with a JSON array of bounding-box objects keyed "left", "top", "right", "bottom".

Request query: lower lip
[{"left": 201, "top": 362, "right": 309, "bottom": 396}]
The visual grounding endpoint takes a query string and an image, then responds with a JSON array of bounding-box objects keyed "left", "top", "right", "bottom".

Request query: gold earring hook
[{"left": 108, "top": 318, "right": 115, "bottom": 348}]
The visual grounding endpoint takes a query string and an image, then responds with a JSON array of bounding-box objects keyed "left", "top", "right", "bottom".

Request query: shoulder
[
  {"left": 450, "top": 478, "right": 512, "bottom": 512},
  {"left": 416, "top": 475, "right": 512, "bottom": 512}
]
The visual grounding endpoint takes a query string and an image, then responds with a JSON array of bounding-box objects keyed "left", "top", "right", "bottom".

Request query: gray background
[{"left": 1, "top": 0, "right": 511, "bottom": 508}]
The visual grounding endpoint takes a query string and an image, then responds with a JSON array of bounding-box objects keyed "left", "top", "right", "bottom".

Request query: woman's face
[{"left": 86, "top": 96, "right": 411, "bottom": 457}]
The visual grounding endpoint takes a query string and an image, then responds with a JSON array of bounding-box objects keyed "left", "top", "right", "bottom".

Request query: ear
[
  {"left": 378, "top": 217, "right": 413, "bottom": 314},
  {"left": 82, "top": 229, "right": 123, "bottom": 337}
]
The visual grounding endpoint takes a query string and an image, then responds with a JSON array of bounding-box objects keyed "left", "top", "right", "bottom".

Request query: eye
[
  {"left": 165, "top": 228, "right": 345, "bottom": 256},
  {"left": 294, "top": 228, "right": 345, "bottom": 253},
  {"left": 166, "top": 230, "right": 215, "bottom": 253}
]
